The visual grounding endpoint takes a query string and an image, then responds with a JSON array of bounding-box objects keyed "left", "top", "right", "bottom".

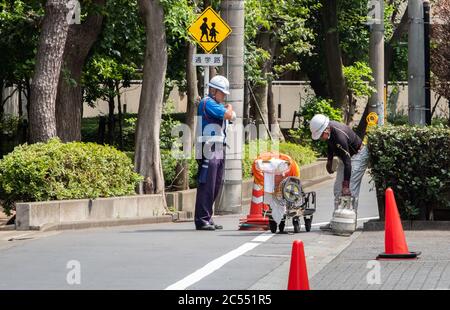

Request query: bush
[
  {"left": 0, "top": 139, "right": 142, "bottom": 215},
  {"left": 288, "top": 96, "right": 343, "bottom": 156},
  {"left": 161, "top": 149, "right": 198, "bottom": 190},
  {"left": 367, "top": 125, "right": 450, "bottom": 220},
  {"left": 243, "top": 141, "right": 317, "bottom": 179}
]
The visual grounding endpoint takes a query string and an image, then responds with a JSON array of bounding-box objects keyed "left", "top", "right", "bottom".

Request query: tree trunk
[
  {"left": 266, "top": 36, "right": 284, "bottom": 141},
  {"left": 448, "top": 99, "right": 450, "bottom": 127},
  {"left": 385, "top": 6, "right": 408, "bottom": 83},
  {"left": 107, "top": 86, "right": 115, "bottom": 145},
  {"left": 0, "top": 79, "right": 4, "bottom": 120},
  {"left": 55, "top": 0, "right": 105, "bottom": 142},
  {"left": 173, "top": 41, "right": 199, "bottom": 191},
  {"left": 355, "top": 101, "right": 369, "bottom": 139},
  {"left": 254, "top": 31, "right": 270, "bottom": 139},
  {"left": 116, "top": 81, "right": 124, "bottom": 150},
  {"left": 321, "top": 0, "right": 348, "bottom": 110},
  {"left": 268, "top": 80, "right": 285, "bottom": 141},
  {"left": 186, "top": 42, "right": 198, "bottom": 145},
  {"left": 305, "top": 66, "right": 330, "bottom": 99},
  {"left": 135, "top": 0, "right": 167, "bottom": 196},
  {"left": 29, "top": 0, "right": 69, "bottom": 143}
]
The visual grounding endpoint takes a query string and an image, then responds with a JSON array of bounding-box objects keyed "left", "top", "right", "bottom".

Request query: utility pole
[
  {"left": 216, "top": 0, "right": 244, "bottom": 214},
  {"left": 368, "top": 0, "right": 385, "bottom": 125},
  {"left": 408, "top": 0, "right": 426, "bottom": 125},
  {"left": 424, "top": 0, "right": 431, "bottom": 125}
]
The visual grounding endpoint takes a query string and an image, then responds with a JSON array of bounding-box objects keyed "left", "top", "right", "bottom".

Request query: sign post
[{"left": 187, "top": 7, "right": 232, "bottom": 94}]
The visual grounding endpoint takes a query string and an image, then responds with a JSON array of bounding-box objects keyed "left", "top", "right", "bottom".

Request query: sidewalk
[{"left": 310, "top": 230, "right": 450, "bottom": 290}]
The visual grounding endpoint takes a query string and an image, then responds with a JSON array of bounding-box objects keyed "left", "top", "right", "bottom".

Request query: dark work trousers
[{"left": 194, "top": 149, "right": 225, "bottom": 228}]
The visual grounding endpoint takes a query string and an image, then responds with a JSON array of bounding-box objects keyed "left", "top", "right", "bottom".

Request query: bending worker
[
  {"left": 309, "top": 114, "right": 369, "bottom": 231},
  {"left": 194, "top": 75, "right": 236, "bottom": 231}
]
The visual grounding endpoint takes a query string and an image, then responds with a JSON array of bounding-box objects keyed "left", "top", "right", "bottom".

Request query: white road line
[
  {"left": 165, "top": 232, "right": 275, "bottom": 290},
  {"left": 252, "top": 233, "right": 274, "bottom": 242},
  {"left": 165, "top": 217, "right": 379, "bottom": 290}
]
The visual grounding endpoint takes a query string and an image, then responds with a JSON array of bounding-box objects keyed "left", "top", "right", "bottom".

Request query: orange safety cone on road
[
  {"left": 377, "top": 188, "right": 421, "bottom": 259},
  {"left": 239, "top": 183, "right": 269, "bottom": 230},
  {"left": 287, "top": 240, "right": 310, "bottom": 290}
]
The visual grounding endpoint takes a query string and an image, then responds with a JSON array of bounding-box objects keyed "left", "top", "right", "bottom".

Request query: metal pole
[
  {"left": 408, "top": 0, "right": 426, "bottom": 125},
  {"left": 204, "top": 66, "right": 209, "bottom": 97},
  {"left": 424, "top": 0, "right": 431, "bottom": 125},
  {"left": 216, "top": 0, "right": 244, "bottom": 215},
  {"left": 368, "top": 0, "right": 385, "bottom": 125}
]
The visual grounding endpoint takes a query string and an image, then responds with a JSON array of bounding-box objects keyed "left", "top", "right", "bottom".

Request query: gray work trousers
[{"left": 333, "top": 145, "right": 370, "bottom": 210}]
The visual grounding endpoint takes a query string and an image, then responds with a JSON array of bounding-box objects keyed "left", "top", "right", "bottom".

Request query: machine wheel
[
  {"left": 278, "top": 220, "right": 285, "bottom": 233},
  {"left": 304, "top": 216, "right": 312, "bottom": 232},
  {"left": 293, "top": 217, "right": 301, "bottom": 233},
  {"left": 269, "top": 219, "right": 277, "bottom": 233}
]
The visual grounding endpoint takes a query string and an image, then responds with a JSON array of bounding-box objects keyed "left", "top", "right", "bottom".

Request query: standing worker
[
  {"left": 309, "top": 114, "right": 369, "bottom": 231},
  {"left": 194, "top": 75, "right": 236, "bottom": 231}
]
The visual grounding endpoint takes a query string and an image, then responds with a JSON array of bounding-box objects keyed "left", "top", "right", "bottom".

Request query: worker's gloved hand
[
  {"left": 342, "top": 180, "right": 351, "bottom": 196},
  {"left": 326, "top": 159, "right": 334, "bottom": 174}
]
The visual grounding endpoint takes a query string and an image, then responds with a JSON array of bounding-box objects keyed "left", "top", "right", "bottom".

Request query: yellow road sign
[
  {"left": 188, "top": 7, "right": 232, "bottom": 54},
  {"left": 366, "top": 112, "right": 379, "bottom": 126}
]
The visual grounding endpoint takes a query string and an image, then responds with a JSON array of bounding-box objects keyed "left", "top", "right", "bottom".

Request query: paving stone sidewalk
[{"left": 310, "top": 230, "right": 450, "bottom": 290}]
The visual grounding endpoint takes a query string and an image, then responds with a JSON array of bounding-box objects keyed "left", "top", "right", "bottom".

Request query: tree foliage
[
  {"left": 431, "top": 0, "right": 450, "bottom": 101},
  {"left": 244, "top": 0, "right": 319, "bottom": 85}
]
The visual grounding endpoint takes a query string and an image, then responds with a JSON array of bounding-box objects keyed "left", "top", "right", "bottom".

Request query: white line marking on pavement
[
  {"left": 251, "top": 233, "right": 274, "bottom": 242},
  {"left": 165, "top": 217, "right": 379, "bottom": 290},
  {"left": 165, "top": 232, "right": 275, "bottom": 290}
]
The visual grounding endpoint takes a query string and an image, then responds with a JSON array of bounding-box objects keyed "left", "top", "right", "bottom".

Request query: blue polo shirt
[{"left": 197, "top": 95, "right": 227, "bottom": 136}]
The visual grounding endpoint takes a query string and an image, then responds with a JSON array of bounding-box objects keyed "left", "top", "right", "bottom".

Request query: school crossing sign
[{"left": 187, "top": 7, "right": 232, "bottom": 53}]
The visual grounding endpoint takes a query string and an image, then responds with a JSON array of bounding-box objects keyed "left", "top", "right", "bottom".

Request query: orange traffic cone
[
  {"left": 377, "top": 188, "right": 420, "bottom": 259},
  {"left": 239, "top": 182, "right": 269, "bottom": 230},
  {"left": 287, "top": 240, "right": 310, "bottom": 290}
]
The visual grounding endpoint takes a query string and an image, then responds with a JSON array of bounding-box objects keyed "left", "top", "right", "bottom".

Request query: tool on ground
[
  {"left": 330, "top": 195, "right": 357, "bottom": 236},
  {"left": 239, "top": 152, "right": 316, "bottom": 234}
]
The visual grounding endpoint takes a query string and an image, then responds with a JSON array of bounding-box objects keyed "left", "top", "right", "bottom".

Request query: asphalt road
[{"left": 0, "top": 174, "right": 379, "bottom": 290}]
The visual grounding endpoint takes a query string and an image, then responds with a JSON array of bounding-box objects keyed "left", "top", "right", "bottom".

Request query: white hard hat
[
  {"left": 208, "top": 75, "right": 230, "bottom": 95},
  {"left": 309, "top": 114, "right": 330, "bottom": 140}
]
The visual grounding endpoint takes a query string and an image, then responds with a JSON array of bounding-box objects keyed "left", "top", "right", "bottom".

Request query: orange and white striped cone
[{"left": 239, "top": 183, "right": 269, "bottom": 230}]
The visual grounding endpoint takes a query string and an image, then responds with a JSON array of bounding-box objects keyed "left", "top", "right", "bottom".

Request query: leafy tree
[
  {"left": 0, "top": 0, "right": 43, "bottom": 126},
  {"left": 81, "top": 0, "right": 145, "bottom": 148},
  {"left": 343, "top": 61, "right": 375, "bottom": 123},
  {"left": 244, "top": 0, "right": 318, "bottom": 139},
  {"left": 55, "top": 0, "right": 106, "bottom": 142}
]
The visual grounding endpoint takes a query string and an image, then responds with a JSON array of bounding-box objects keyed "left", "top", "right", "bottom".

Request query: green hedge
[
  {"left": 0, "top": 139, "right": 142, "bottom": 215},
  {"left": 367, "top": 125, "right": 450, "bottom": 220}
]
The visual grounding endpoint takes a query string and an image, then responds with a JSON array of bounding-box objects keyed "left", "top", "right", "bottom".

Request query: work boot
[
  {"left": 210, "top": 222, "right": 223, "bottom": 230},
  {"left": 196, "top": 224, "right": 215, "bottom": 231},
  {"left": 319, "top": 223, "right": 332, "bottom": 231}
]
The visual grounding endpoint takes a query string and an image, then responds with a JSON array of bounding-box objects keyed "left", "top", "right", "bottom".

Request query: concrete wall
[
  {"left": 82, "top": 82, "right": 188, "bottom": 118},
  {"left": 16, "top": 194, "right": 166, "bottom": 230}
]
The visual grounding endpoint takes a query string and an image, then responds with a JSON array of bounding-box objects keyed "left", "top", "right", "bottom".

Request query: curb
[
  {"left": 363, "top": 219, "right": 450, "bottom": 231},
  {"left": 0, "top": 224, "right": 16, "bottom": 231},
  {"left": 36, "top": 215, "right": 174, "bottom": 232}
]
